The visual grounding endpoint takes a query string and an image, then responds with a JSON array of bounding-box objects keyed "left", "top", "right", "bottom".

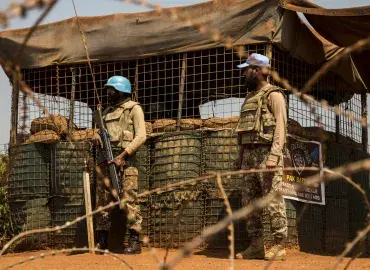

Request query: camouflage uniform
[
  {"left": 236, "top": 84, "right": 288, "bottom": 242},
  {"left": 240, "top": 145, "right": 287, "bottom": 240},
  {"left": 95, "top": 100, "right": 146, "bottom": 234}
]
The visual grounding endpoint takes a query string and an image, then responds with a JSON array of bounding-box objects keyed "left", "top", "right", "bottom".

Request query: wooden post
[
  {"left": 361, "top": 92, "right": 368, "bottom": 152},
  {"left": 177, "top": 53, "right": 187, "bottom": 131},
  {"left": 265, "top": 42, "right": 272, "bottom": 84},
  {"left": 68, "top": 67, "right": 76, "bottom": 135},
  {"left": 133, "top": 60, "right": 139, "bottom": 102},
  {"left": 10, "top": 70, "right": 19, "bottom": 146},
  {"left": 83, "top": 159, "right": 95, "bottom": 253}
]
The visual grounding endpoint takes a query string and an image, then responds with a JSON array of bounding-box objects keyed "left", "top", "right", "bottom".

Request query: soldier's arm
[
  {"left": 267, "top": 91, "right": 287, "bottom": 164},
  {"left": 124, "top": 105, "right": 147, "bottom": 156}
]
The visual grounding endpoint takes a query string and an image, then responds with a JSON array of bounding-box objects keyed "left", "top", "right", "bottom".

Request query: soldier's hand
[
  {"left": 265, "top": 159, "right": 277, "bottom": 169},
  {"left": 109, "top": 156, "right": 126, "bottom": 168},
  {"left": 92, "top": 133, "right": 103, "bottom": 148}
]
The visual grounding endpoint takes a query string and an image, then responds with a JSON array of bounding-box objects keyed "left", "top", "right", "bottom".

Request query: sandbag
[
  {"left": 69, "top": 129, "right": 98, "bottom": 142},
  {"left": 25, "top": 130, "right": 60, "bottom": 144},
  {"left": 30, "top": 115, "right": 76, "bottom": 135},
  {"left": 180, "top": 119, "right": 203, "bottom": 130},
  {"left": 145, "top": 122, "right": 153, "bottom": 135},
  {"left": 152, "top": 119, "right": 176, "bottom": 132},
  {"left": 203, "top": 116, "right": 239, "bottom": 129}
]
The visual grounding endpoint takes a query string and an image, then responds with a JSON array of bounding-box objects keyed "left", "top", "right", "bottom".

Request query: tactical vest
[
  {"left": 236, "top": 85, "right": 287, "bottom": 145},
  {"left": 103, "top": 100, "right": 139, "bottom": 149}
]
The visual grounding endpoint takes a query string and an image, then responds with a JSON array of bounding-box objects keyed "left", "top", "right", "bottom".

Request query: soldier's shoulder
[{"left": 120, "top": 101, "right": 141, "bottom": 110}]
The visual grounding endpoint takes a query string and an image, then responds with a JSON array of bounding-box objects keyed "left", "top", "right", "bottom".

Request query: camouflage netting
[
  {"left": 8, "top": 143, "right": 50, "bottom": 200},
  {"left": 10, "top": 198, "right": 52, "bottom": 251},
  {"left": 151, "top": 132, "right": 202, "bottom": 189},
  {"left": 149, "top": 190, "right": 204, "bottom": 248}
]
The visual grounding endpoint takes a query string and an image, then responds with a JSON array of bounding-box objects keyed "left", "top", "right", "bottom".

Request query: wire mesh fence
[{"left": 3, "top": 40, "right": 370, "bottom": 257}]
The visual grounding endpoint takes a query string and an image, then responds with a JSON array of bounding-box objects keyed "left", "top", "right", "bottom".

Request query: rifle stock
[{"left": 93, "top": 108, "right": 122, "bottom": 197}]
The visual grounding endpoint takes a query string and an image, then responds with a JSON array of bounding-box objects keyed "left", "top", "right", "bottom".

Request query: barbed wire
[
  {"left": 0, "top": 1, "right": 370, "bottom": 270},
  {"left": 1, "top": 247, "right": 134, "bottom": 270},
  {"left": 0, "top": 0, "right": 56, "bottom": 28},
  {"left": 2, "top": 161, "right": 370, "bottom": 269}
]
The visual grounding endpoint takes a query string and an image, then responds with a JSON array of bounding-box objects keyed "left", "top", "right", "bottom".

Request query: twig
[
  {"left": 324, "top": 168, "right": 370, "bottom": 211},
  {"left": 332, "top": 223, "right": 370, "bottom": 270},
  {"left": 2, "top": 247, "right": 133, "bottom": 270},
  {"left": 142, "top": 236, "right": 162, "bottom": 265},
  {"left": 71, "top": 0, "right": 101, "bottom": 105},
  {"left": 344, "top": 251, "right": 363, "bottom": 270},
  {"left": 301, "top": 35, "right": 370, "bottom": 95},
  {"left": 0, "top": 166, "right": 316, "bottom": 255},
  {"left": 164, "top": 193, "right": 279, "bottom": 269},
  {"left": 216, "top": 173, "right": 234, "bottom": 270},
  {"left": 0, "top": 0, "right": 55, "bottom": 28},
  {"left": 13, "top": 0, "right": 58, "bottom": 65},
  {"left": 0, "top": 200, "right": 119, "bottom": 255}
]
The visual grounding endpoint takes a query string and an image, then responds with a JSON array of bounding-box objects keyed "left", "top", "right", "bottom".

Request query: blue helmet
[{"left": 105, "top": 76, "right": 131, "bottom": 94}]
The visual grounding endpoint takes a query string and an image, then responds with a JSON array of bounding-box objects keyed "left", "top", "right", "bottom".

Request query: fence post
[{"left": 361, "top": 91, "right": 368, "bottom": 152}]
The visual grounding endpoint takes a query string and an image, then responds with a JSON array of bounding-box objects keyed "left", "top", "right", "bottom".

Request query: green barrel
[
  {"left": 151, "top": 132, "right": 202, "bottom": 189},
  {"left": 149, "top": 190, "right": 204, "bottom": 248},
  {"left": 9, "top": 198, "right": 52, "bottom": 251},
  {"left": 8, "top": 143, "right": 50, "bottom": 200},
  {"left": 203, "top": 129, "right": 243, "bottom": 188},
  {"left": 112, "top": 143, "right": 150, "bottom": 193},
  {"left": 50, "top": 142, "right": 93, "bottom": 196},
  {"left": 203, "top": 189, "right": 248, "bottom": 250},
  {"left": 50, "top": 196, "right": 87, "bottom": 248}
]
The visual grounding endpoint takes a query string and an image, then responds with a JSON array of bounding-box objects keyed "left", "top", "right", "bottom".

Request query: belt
[{"left": 243, "top": 144, "right": 270, "bottom": 149}]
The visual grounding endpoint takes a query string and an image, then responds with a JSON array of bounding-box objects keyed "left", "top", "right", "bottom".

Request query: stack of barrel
[
  {"left": 8, "top": 143, "right": 51, "bottom": 251},
  {"left": 149, "top": 124, "right": 203, "bottom": 248},
  {"left": 49, "top": 142, "right": 92, "bottom": 248}
]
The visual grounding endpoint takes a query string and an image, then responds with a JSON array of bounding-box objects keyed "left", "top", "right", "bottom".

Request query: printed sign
[{"left": 282, "top": 134, "right": 325, "bottom": 205}]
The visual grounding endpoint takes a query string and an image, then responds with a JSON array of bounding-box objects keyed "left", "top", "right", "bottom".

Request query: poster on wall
[{"left": 282, "top": 134, "right": 325, "bottom": 205}]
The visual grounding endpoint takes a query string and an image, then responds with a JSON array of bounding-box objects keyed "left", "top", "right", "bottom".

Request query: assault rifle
[{"left": 93, "top": 108, "right": 122, "bottom": 197}]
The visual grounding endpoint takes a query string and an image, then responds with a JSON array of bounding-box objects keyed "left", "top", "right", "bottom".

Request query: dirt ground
[{"left": 2, "top": 248, "right": 370, "bottom": 270}]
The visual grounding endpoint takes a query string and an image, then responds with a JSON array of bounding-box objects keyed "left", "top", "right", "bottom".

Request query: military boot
[
  {"left": 95, "top": 230, "right": 109, "bottom": 251},
  {"left": 123, "top": 229, "right": 142, "bottom": 255},
  {"left": 236, "top": 237, "right": 265, "bottom": 260},
  {"left": 264, "top": 239, "right": 286, "bottom": 261}
]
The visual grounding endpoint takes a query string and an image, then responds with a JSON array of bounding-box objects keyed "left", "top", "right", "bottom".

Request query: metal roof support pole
[
  {"left": 177, "top": 53, "right": 187, "bottom": 131},
  {"left": 361, "top": 91, "right": 368, "bottom": 152}
]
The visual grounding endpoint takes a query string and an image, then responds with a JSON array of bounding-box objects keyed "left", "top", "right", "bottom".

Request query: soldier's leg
[
  {"left": 95, "top": 171, "right": 113, "bottom": 249},
  {"left": 236, "top": 147, "right": 265, "bottom": 260},
  {"left": 121, "top": 166, "right": 142, "bottom": 254},
  {"left": 259, "top": 151, "right": 287, "bottom": 260}
]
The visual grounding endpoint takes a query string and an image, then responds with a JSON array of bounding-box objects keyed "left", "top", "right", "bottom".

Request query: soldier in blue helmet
[{"left": 93, "top": 76, "right": 146, "bottom": 254}]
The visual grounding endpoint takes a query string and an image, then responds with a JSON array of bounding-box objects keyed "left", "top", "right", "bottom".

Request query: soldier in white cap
[{"left": 235, "top": 53, "right": 288, "bottom": 261}]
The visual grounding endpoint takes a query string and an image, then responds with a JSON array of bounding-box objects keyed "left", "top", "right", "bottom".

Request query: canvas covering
[{"left": 0, "top": 0, "right": 368, "bottom": 93}]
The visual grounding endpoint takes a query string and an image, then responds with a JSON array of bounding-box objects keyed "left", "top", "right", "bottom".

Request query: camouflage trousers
[
  {"left": 95, "top": 158, "right": 142, "bottom": 233},
  {"left": 240, "top": 145, "right": 288, "bottom": 241}
]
